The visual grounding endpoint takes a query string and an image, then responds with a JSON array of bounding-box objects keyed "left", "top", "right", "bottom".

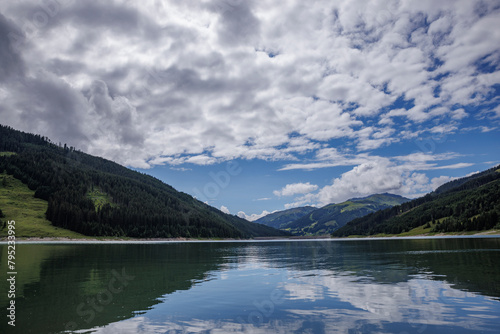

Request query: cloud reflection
[{"left": 86, "top": 269, "right": 499, "bottom": 334}]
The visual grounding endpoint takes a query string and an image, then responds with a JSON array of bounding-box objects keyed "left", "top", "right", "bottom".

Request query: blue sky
[
  {"left": 136, "top": 128, "right": 500, "bottom": 219},
  {"left": 0, "top": 0, "right": 499, "bottom": 220}
]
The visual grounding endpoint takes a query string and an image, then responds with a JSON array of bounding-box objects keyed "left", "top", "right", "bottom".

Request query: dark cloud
[
  {"left": 13, "top": 70, "right": 90, "bottom": 146},
  {"left": 45, "top": 58, "right": 85, "bottom": 76},
  {"left": 134, "top": 63, "right": 266, "bottom": 98},
  {"left": 89, "top": 80, "right": 144, "bottom": 146},
  {"left": 89, "top": 80, "right": 113, "bottom": 117},
  {"left": 0, "top": 13, "right": 25, "bottom": 80},
  {"left": 8, "top": 1, "right": 162, "bottom": 38},
  {"left": 66, "top": 29, "right": 100, "bottom": 56},
  {"left": 190, "top": 51, "right": 226, "bottom": 71},
  {"left": 213, "top": 0, "right": 261, "bottom": 46}
]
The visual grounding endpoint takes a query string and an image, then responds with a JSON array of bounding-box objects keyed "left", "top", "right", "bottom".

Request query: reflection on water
[{"left": 1, "top": 237, "right": 500, "bottom": 333}]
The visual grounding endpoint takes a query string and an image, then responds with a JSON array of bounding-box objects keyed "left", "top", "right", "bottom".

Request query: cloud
[
  {"left": 0, "top": 0, "right": 498, "bottom": 169},
  {"left": 81, "top": 269, "right": 490, "bottom": 334},
  {"left": 2, "top": 69, "right": 91, "bottom": 146},
  {"left": 273, "top": 182, "right": 319, "bottom": 197},
  {"left": 170, "top": 167, "right": 192, "bottom": 172},
  {"left": 462, "top": 125, "right": 498, "bottom": 133},
  {"left": 281, "top": 152, "right": 475, "bottom": 207},
  {"left": 279, "top": 149, "right": 371, "bottom": 171},
  {"left": 430, "top": 175, "right": 459, "bottom": 191},
  {"left": 213, "top": 0, "right": 260, "bottom": 46},
  {"left": 237, "top": 210, "right": 275, "bottom": 221},
  {"left": 394, "top": 152, "right": 462, "bottom": 163},
  {"left": 428, "top": 162, "right": 475, "bottom": 170},
  {"left": 279, "top": 151, "right": 468, "bottom": 172},
  {"left": 315, "top": 159, "right": 415, "bottom": 206},
  {"left": 220, "top": 205, "right": 230, "bottom": 214},
  {"left": 0, "top": 13, "right": 25, "bottom": 80},
  {"left": 284, "top": 193, "right": 319, "bottom": 210},
  {"left": 493, "top": 105, "right": 500, "bottom": 118}
]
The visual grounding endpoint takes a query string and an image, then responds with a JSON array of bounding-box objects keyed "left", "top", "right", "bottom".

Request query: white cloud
[
  {"left": 316, "top": 159, "right": 411, "bottom": 206},
  {"left": 220, "top": 205, "right": 230, "bottom": 214},
  {"left": 279, "top": 151, "right": 467, "bottom": 172},
  {"left": 493, "top": 105, "right": 500, "bottom": 118},
  {"left": 279, "top": 150, "right": 371, "bottom": 171},
  {"left": 462, "top": 125, "right": 498, "bottom": 133},
  {"left": 429, "top": 162, "right": 475, "bottom": 170},
  {"left": 284, "top": 193, "right": 319, "bottom": 210},
  {"left": 82, "top": 268, "right": 490, "bottom": 334},
  {"left": 429, "top": 124, "right": 458, "bottom": 134},
  {"left": 237, "top": 210, "right": 275, "bottom": 222},
  {"left": 430, "top": 176, "right": 459, "bottom": 191},
  {"left": 279, "top": 153, "right": 475, "bottom": 207},
  {"left": 273, "top": 182, "right": 319, "bottom": 197},
  {"left": 394, "top": 152, "right": 462, "bottom": 163}
]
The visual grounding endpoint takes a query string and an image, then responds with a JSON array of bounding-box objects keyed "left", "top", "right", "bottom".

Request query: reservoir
[{"left": 1, "top": 237, "right": 500, "bottom": 333}]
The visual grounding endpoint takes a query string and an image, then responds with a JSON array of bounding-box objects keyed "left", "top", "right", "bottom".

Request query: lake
[{"left": 1, "top": 237, "right": 500, "bottom": 333}]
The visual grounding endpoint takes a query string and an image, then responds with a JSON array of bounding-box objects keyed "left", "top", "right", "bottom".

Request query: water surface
[{"left": 1, "top": 237, "right": 500, "bottom": 333}]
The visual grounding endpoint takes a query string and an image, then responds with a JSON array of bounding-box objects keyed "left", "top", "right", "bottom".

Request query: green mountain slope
[
  {"left": 284, "top": 193, "right": 409, "bottom": 236},
  {"left": 332, "top": 165, "right": 500, "bottom": 237},
  {"left": 0, "top": 172, "right": 87, "bottom": 238},
  {"left": 255, "top": 206, "right": 316, "bottom": 229},
  {"left": 0, "top": 124, "right": 289, "bottom": 239}
]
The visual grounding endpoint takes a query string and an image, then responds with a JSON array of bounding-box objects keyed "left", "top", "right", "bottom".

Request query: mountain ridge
[{"left": 256, "top": 193, "right": 409, "bottom": 236}]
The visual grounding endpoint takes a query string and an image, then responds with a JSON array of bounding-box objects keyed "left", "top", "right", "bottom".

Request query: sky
[{"left": 0, "top": 0, "right": 499, "bottom": 221}]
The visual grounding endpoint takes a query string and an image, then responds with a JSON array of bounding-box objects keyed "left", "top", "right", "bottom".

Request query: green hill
[
  {"left": 0, "top": 172, "right": 87, "bottom": 238},
  {"left": 332, "top": 165, "right": 500, "bottom": 237},
  {"left": 0, "top": 124, "right": 289, "bottom": 239},
  {"left": 283, "top": 193, "right": 409, "bottom": 236},
  {"left": 254, "top": 206, "right": 316, "bottom": 229}
]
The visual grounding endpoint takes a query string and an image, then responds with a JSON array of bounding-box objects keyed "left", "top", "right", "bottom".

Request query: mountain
[
  {"left": 0, "top": 124, "right": 289, "bottom": 239},
  {"left": 333, "top": 165, "right": 500, "bottom": 237},
  {"left": 282, "top": 193, "right": 410, "bottom": 236},
  {"left": 255, "top": 206, "right": 316, "bottom": 229}
]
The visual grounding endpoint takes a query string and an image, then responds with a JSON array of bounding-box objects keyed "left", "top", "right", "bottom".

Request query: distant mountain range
[
  {"left": 253, "top": 206, "right": 317, "bottom": 229},
  {"left": 256, "top": 193, "right": 409, "bottom": 235},
  {"left": 0, "top": 124, "right": 289, "bottom": 239}
]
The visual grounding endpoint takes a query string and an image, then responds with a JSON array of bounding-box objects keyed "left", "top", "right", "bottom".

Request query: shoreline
[
  {"left": 1, "top": 230, "right": 500, "bottom": 243},
  {"left": 355, "top": 229, "right": 500, "bottom": 239}
]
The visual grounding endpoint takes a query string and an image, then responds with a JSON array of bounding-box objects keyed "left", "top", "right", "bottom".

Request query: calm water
[{"left": 1, "top": 237, "right": 500, "bottom": 334}]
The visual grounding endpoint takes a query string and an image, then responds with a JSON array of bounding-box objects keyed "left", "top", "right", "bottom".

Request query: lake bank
[
  {"left": 348, "top": 229, "right": 500, "bottom": 239},
  {"left": 2, "top": 229, "right": 499, "bottom": 243}
]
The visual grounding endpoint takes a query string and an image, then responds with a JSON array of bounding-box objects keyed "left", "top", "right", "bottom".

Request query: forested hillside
[
  {"left": 332, "top": 165, "right": 500, "bottom": 237},
  {"left": 284, "top": 193, "right": 409, "bottom": 235},
  {"left": 0, "top": 125, "right": 288, "bottom": 238}
]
